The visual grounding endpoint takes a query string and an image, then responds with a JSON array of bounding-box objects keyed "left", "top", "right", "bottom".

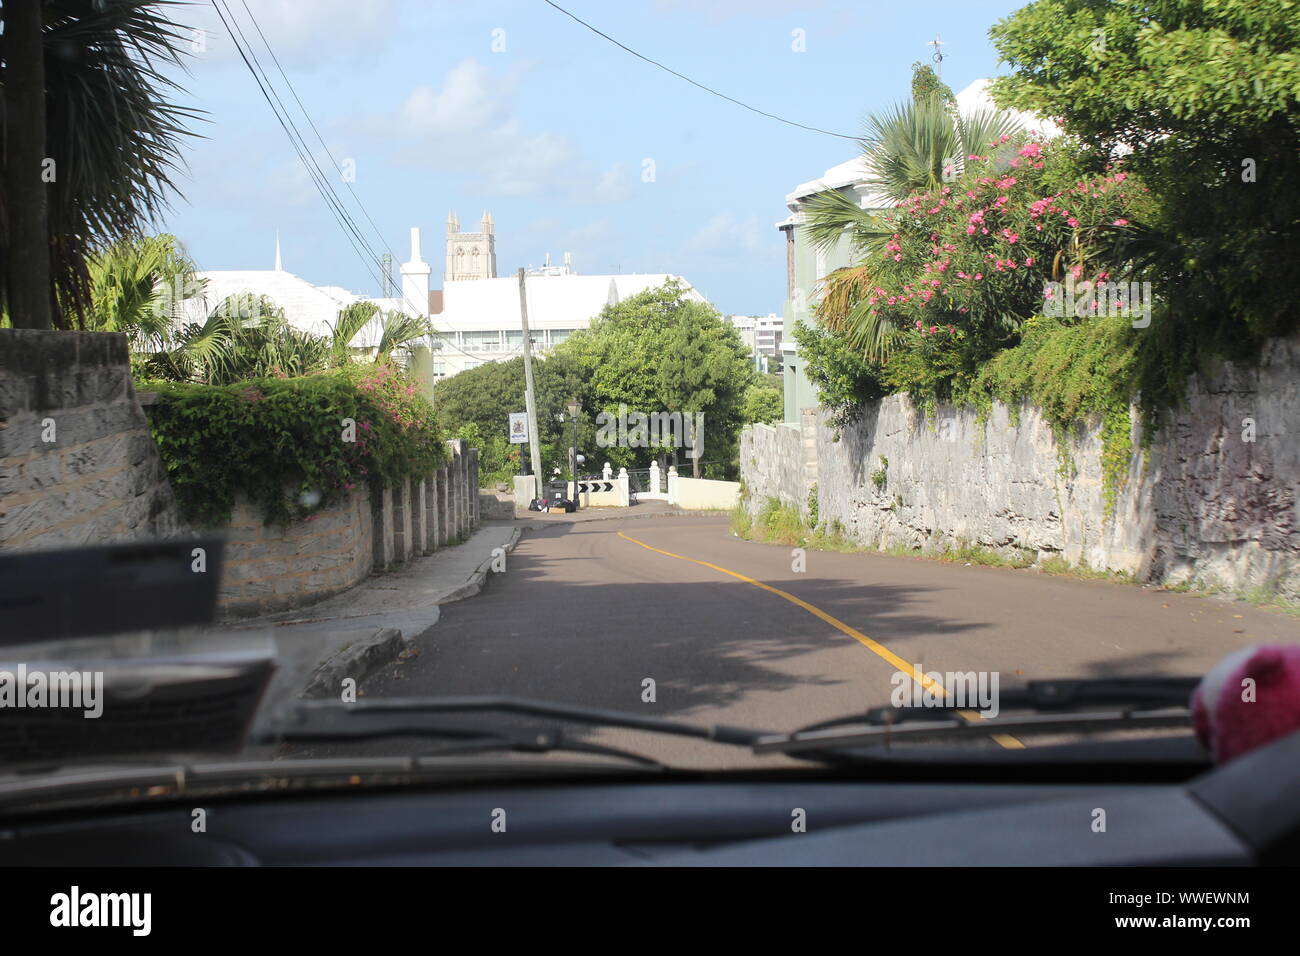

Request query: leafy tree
[
  {"left": 910, "top": 62, "right": 956, "bottom": 111},
  {"left": 989, "top": 0, "right": 1300, "bottom": 354},
  {"left": 84, "top": 232, "right": 203, "bottom": 373},
  {"left": 1, "top": 1, "right": 201, "bottom": 329},
  {"left": 791, "top": 319, "right": 882, "bottom": 426},
  {"left": 741, "top": 375, "right": 785, "bottom": 425},
  {"left": 558, "top": 280, "right": 753, "bottom": 477},
  {"left": 432, "top": 350, "right": 589, "bottom": 481}
]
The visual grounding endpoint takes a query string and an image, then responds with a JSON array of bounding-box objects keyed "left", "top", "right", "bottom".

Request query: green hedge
[{"left": 144, "top": 364, "right": 445, "bottom": 527}]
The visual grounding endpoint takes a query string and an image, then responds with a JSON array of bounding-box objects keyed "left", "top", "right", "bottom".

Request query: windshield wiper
[
  {"left": 792, "top": 676, "right": 1200, "bottom": 735},
  {"left": 260, "top": 695, "right": 772, "bottom": 766},
  {"left": 755, "top": 676, "right": 1199, "bottom": 756}
]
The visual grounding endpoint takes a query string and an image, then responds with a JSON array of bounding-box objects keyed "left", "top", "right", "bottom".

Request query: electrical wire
[{"left": 540, "top": 0, "right": 860, "bottom": 141}]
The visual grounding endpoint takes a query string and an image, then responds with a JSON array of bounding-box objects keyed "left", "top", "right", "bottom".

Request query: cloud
[
  {"left": 685, "top": 213, "right": 766, "bottom": 255},
  {"left": 588, "top": 163, "right": 634, "bottom": 204},
  {"left": 181, "top": 0, "right": 399, "bottom": 69},
  {"left": 369, "top": 58, "right": 635, "bottom": 202},
  {"left": 397, "top": 59, "right": 510, "bottom": 135}
]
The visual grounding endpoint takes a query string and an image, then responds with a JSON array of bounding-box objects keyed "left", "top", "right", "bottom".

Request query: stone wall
[
  {"left": 219, "top": 482, "right": 375, "bottom": 618},
  {"left": 217, "top": 439, "right": 480, "bottom": 619},
  {"left": 741, "top": 421, "right": 807, "bottom": 512},
  {"left": 1, "top": 329, "right": 483, "bottom": 619},
  {"left": 0, "top": 330, "right": 183, "bottom": 549},
  {"left": 741, "top": 333, "right": 1299, "bottom": 598}
]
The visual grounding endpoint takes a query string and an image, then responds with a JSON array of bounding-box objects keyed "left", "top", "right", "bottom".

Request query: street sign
[
  {"left": 576, "top": 481, "right": 615, "bottom": 494},
  {"left": 508, "top": 411, "right": 529, "bottom": 444}
]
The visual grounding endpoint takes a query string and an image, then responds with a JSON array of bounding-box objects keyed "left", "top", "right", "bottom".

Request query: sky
[{"left": 158, "top": 0, "right": 1033, "bottom": 316}]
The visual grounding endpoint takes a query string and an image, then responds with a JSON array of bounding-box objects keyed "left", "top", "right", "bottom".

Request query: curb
[
  {"left": 299, "top": 625, "right": 413, "bottom": 699},
  {"left": 437, "top": 526, "right": 523, "bottom": 603},
  {"left": 295, "top": 525, "right": 524, "bottom": 698}
]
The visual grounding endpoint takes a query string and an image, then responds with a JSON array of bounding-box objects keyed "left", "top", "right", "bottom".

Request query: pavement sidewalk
[{"left": 221, "top": 521, "right": 521, "bottom": 708}]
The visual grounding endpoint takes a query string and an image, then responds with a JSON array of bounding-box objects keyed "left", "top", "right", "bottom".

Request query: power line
[
  {"left": 210, "top": 0, "right": 489, "bottom": 364},
  {"left": 236, "top": 0, "right": 393, "bottom": 258},
  {"left": 540, "top": 0, "right": 860, "bottom": 141},
  {"left": 210, "top": 2, "right": 377, "bottom": 276}
]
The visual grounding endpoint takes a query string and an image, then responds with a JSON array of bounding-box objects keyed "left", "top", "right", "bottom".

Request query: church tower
[{"left": 445, "top": 210, "right": 497, "bottom": 282}]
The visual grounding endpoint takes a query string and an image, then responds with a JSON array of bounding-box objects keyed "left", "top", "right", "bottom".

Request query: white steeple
[{"left": 274, "top": 231, "right": 283, "bottom": 272}]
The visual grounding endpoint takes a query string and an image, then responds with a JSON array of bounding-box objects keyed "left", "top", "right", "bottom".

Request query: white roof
[
  {"left": 178, "top": 267, "right": 704, "bottom": 353},
  {"left": 182, "top": 269, "right": 362, "bottom": 340},
  {"left": 954, "top": 77, "right": 1063, "bottom": 140}
]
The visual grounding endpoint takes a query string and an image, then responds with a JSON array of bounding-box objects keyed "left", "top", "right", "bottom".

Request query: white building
[
  {"left": 182, "top": 212, "right": 706, "bottom": 377},
  {"left": 728, "top": 314, "right": 783, "bottom": 372}
]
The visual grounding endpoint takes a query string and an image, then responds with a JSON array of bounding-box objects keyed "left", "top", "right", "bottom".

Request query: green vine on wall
[{"left": 144, "top": 364, "right": 446, "bottom": 527}]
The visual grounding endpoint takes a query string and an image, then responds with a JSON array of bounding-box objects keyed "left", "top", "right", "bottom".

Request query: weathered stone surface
[{"left": 742, "top": 332, "right": 1300, "bottom": 598}]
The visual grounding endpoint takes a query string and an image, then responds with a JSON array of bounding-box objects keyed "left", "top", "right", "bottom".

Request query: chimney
[{"left": 401, "top": 226, "right": 431, "bottom": 317}]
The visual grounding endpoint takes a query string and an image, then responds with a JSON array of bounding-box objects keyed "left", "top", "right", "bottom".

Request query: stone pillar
[
  {"left": 423, "top": 473, "right": 438, "bottom": 553},
  {"left": 371, "top": 481, "right": 395, "bottom": 570},
  {"left": 392, "top": 476, "right": 413, "bottom": 563},
  {"left": 468, "top": 448, "right": 480, "bottom": 529},
  {"left": 446, "top": 439, "right": 463, "bottom": 543},
  {"left": 436, "top": 465, "right": 449, "bottom": 547},
  {"left": 415, "top": 477, "right": 429, "bottom": 555},
  {"left": 603, "top": 461, "right": 613, "bottom": 480},
  {"left": 667, "top": 465, "right": 678, "bottom": 504},
  {"left": 649, "top": 460, "right": 661, "bottom": 494},
  {"left": 459, "top": 444, "right": 470, "bottom": 537}
]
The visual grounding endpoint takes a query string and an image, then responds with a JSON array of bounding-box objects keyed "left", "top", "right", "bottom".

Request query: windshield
[{"left": 1, "top": 0, "right": 1298, "bottom": 809}]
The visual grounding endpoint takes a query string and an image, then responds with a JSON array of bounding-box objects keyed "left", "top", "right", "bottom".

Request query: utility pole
[{"left": 517, "top": 268, "right": 543, "bottom": 484}]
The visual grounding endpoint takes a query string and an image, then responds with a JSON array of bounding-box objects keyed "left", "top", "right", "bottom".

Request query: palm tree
[
  {"left": 801, "top": 93, "right": 1025, "bottom": 360},
  {"left": 373, "top": 310, "right": 435, "bottom": 364},
  {"left": 86, "top": 233, "right": 203, "bottom": 352},
  {"left": 1, "top": 1, "right": 200, "bottom": 329},
  {"left": 328, "top": 301, "right": 380, "bottom": 367}
]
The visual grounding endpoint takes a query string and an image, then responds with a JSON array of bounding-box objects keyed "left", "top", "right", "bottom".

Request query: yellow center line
[{"left": 616, "top": 530, "right": 1025, "bottom": 749}]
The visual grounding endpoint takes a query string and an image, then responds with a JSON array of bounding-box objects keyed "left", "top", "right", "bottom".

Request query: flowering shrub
[
  {"left": 819, "top": 136, "right": 1153, "bottom": 404},
  {"left": 146, "top": 363, "right": 445, "bottom": 527}
]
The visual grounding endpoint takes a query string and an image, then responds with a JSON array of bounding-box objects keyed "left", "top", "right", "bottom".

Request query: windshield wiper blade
[
  {"left": 260, "top": 696, "right": 772, "bottom": 762},
  {"left": 794, "top": 676, "right": 1201, "bottom": 735},
  {"left": 757, "top": 707, "right": 1192, "bottom": 756}
]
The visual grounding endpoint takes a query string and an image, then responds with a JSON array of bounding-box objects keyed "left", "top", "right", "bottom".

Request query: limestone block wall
[
  {"left": 741, "top": 332, "right": 1299, "bottom": 598},
  {"left": 0, "top": 330, "right": 183, "bottom": 550},
  {"left": 218, "top": 483, "right": 375, "bottom": 618},
  {"left": 1, "top": 329, "right": 484, "bottom": 618}
]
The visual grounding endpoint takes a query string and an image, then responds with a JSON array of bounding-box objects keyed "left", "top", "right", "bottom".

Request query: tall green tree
[
  {"left": 1, "top": 1, "right": 201, "bottom": 329},
  {"left": 558, "top": 280, "right": 752, "bottom": 477},
  {"left": 989, "top": 0, "right": 1300, "bottom": 354}
]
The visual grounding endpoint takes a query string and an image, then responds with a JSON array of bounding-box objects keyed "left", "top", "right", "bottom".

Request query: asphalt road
[{"left": 294, "top": 515, "right": 1300, "bottom": 769}]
